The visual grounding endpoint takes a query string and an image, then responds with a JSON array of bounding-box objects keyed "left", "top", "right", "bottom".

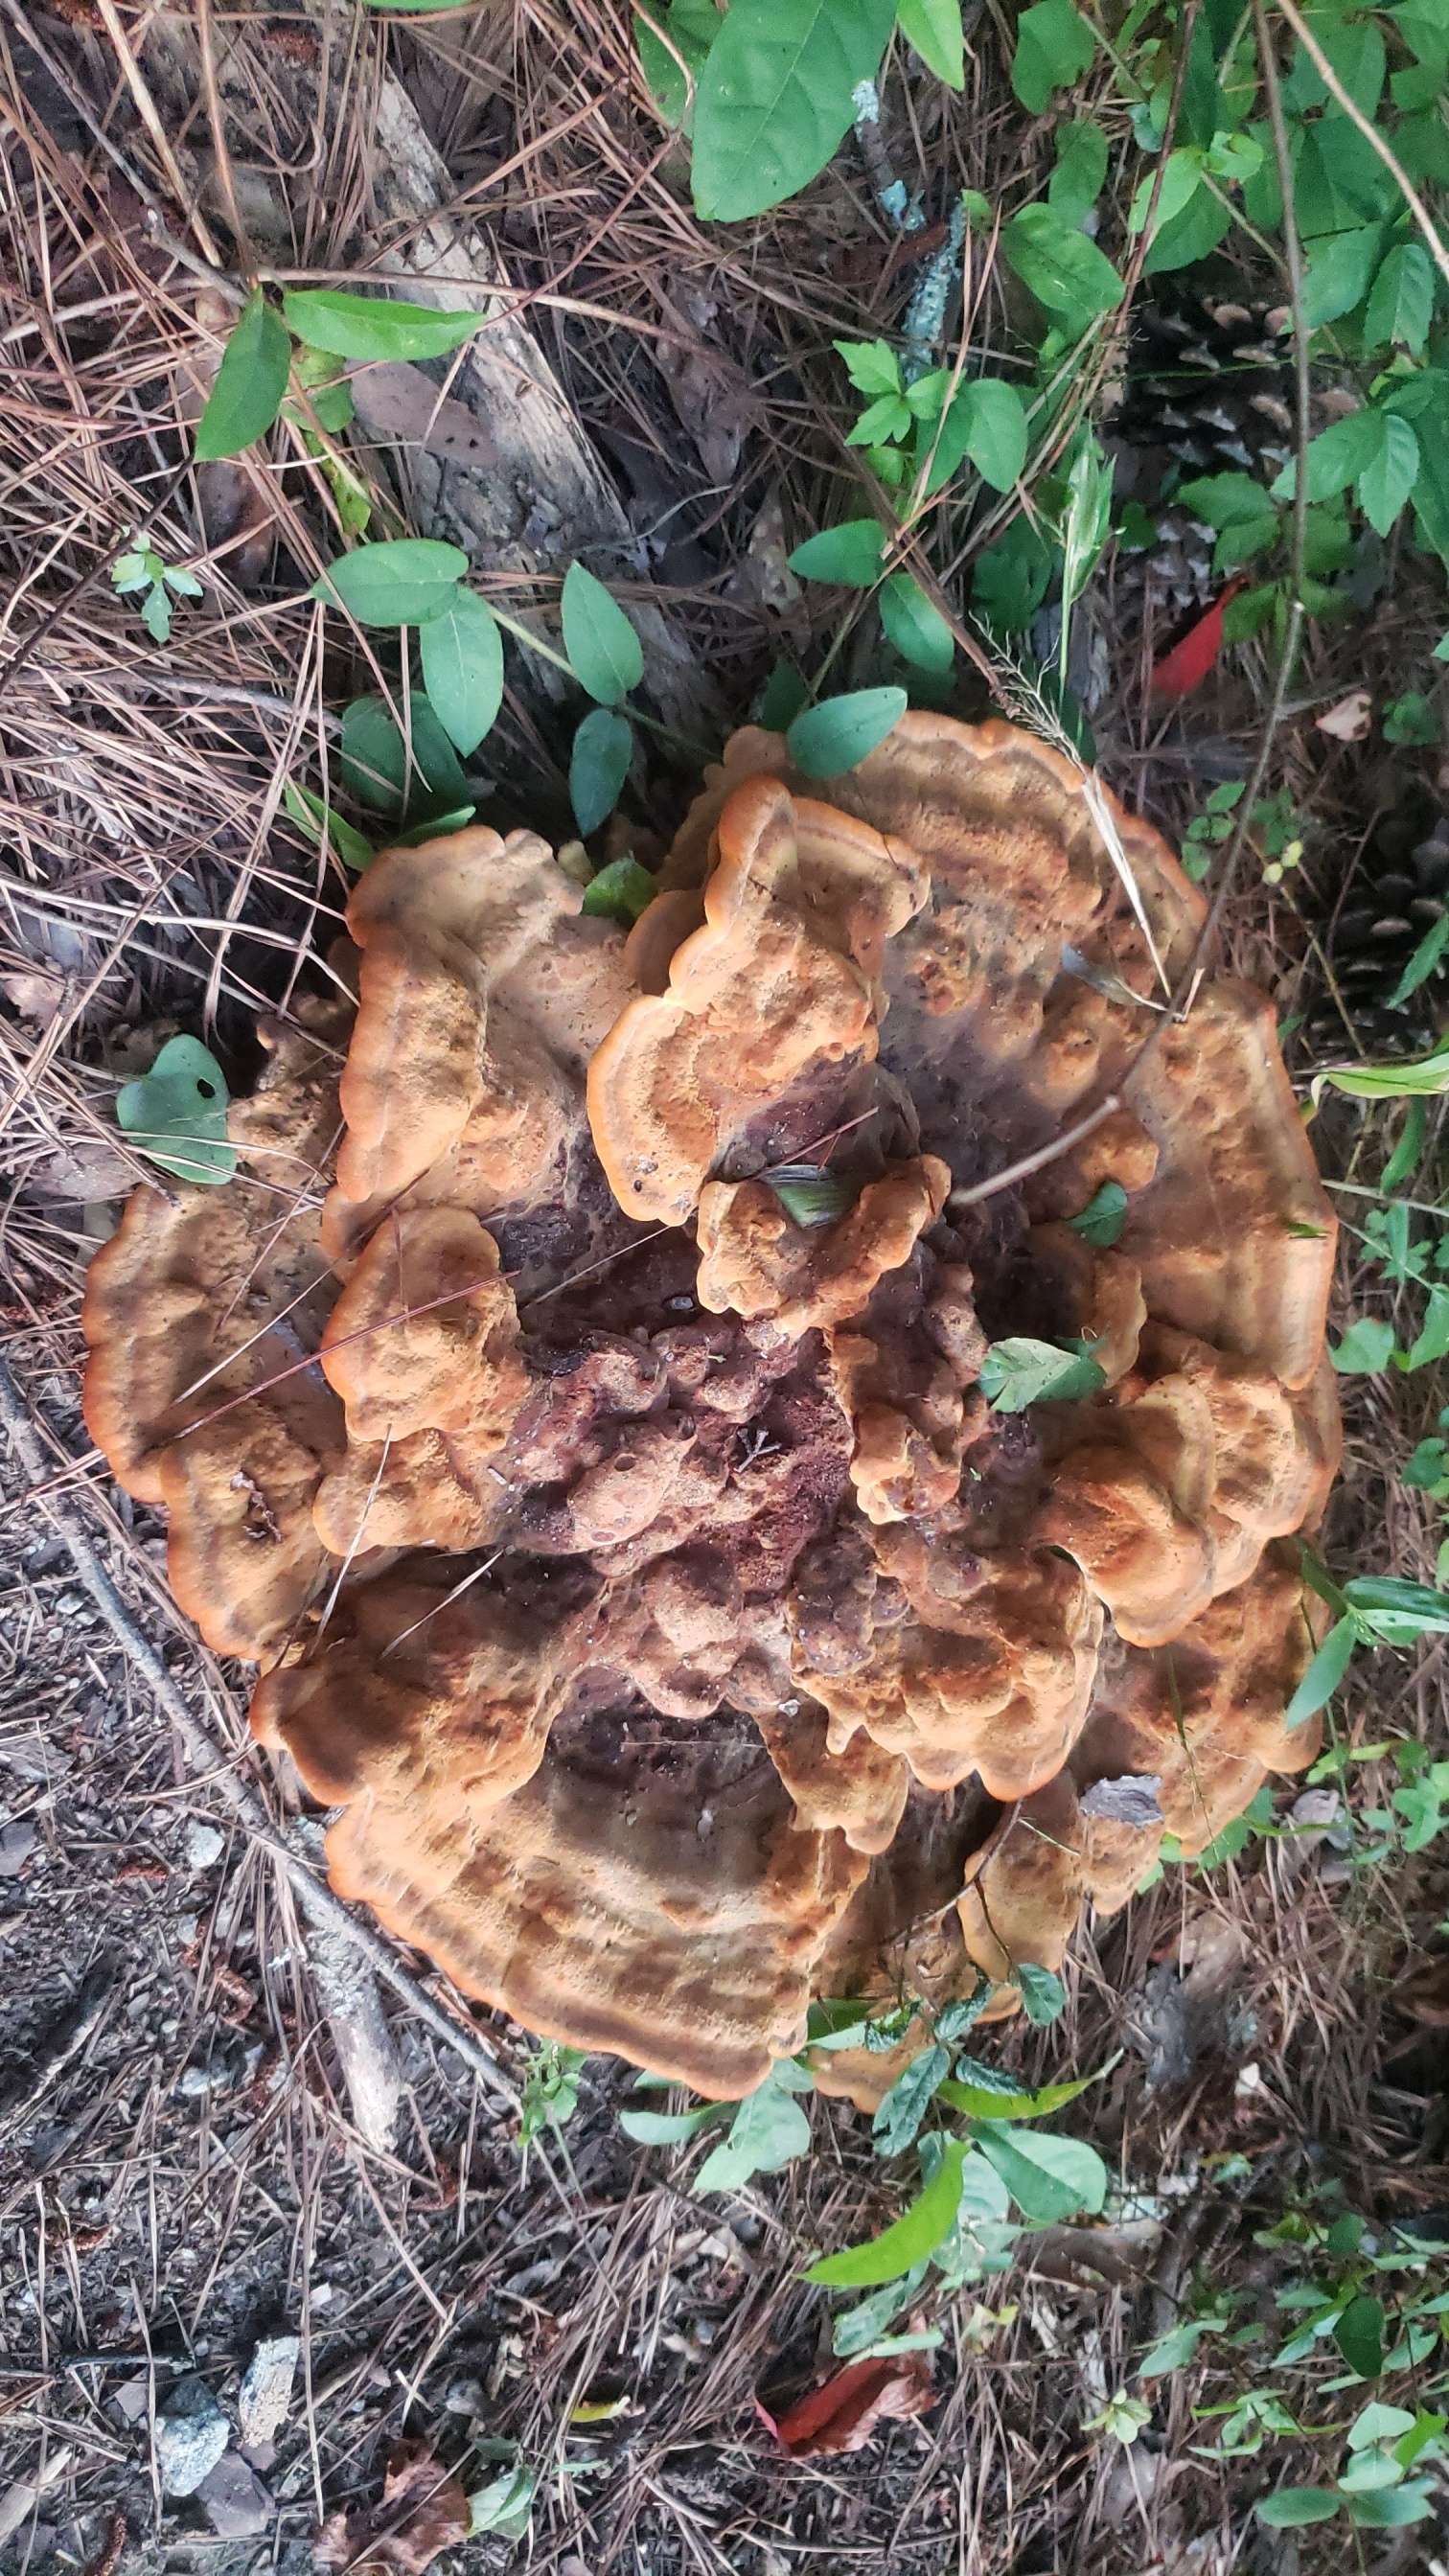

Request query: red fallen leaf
[
  {"left": 757, "top": 2352, "right": 934, "bottom": 2458},
  {"left": 316, "top": 2442, "right": 469, "bottom": 2576},
  {"left": 1150, "top": 577, "right": 1248, "bottom": 702}
]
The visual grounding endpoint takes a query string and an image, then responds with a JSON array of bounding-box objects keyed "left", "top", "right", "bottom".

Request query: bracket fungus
[{"left": 82, "top": 717, "right": 1340, "bottom": 2100}]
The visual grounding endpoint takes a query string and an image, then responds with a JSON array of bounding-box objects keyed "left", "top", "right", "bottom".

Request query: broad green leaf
[
  {"left": 1011, "top": 0, "right": 1095, "bottom": 114},
  {"left": 830, "top": 2265, "right": 931, "bottom": 2358},
  {"left": 1349, "top": 2404, "right": 1417, "bottom": 2454},
  {"left": 116, "top": 1034, "right": 236, "bottom": 1186},
  {"left": 389, "top": 808, "right": 476, "bottom": 849},
  {"left": 1302, "top": 223, "right": 1387, "bottom": 330},
  {"left": 1138, "top": 2318, "right": 1213, "bottom": 2380},
  {"left": 972, "top": 517, "right": 1055, "bottom": 632},
  {"left": 975, "top": 2126, "right": 1107, "bottom": 2224},
  {"left": 937, "top": 2067, "right": 1099, "bottom": 2123},
  {"left": 339, "top": 693, "right": 469, "bottom": 819},
  {"left": 1016, "top": 1964, "right": 1068, "bottom": 2027},
  {"left": 879, "top": 572, "right": 954, "bottom": 673},
  {"left": 418, "top": 587, "right": 504, "bottom": 754},
  {"left": 846, "top": 391, "right": 911, "bottom": 446},
  {"left": 1357, "top": 415, "right": 1420, "bottom": 540},
  {"left": 872, "top": 2045, "right": 951, "bottom": 2154},
  {"left": 1255, "top": 2490, "right": 1342, "bottom": 2527},
  {"left": 1128, "top": 148, "right": 1204, "bottom": 238},
  {"left": 1141, "top": 184, "right": 1232, "bottom": 274},
  {"left": 897, "top": 0, "right": 964, "bottom": 87},
  {"left": 787, "top": 519, "right": 886, "bottom": 585},
  {"left": 1342, "top": 1573, "right": 1449, "bottom": 1639},
  {"left": 758, "top": 660, "right": 811, "bottom": 730},
  {"left": 695, "top": 2073, "right": 812, "bottom": 2193},
  {"left": 1366, "top": 242, "right": 1435, "bottom": 354},
  {"left": 634, "top": 0, "right": 721, "bottom": 126},
  {"left": 834, "top": 337, "right": 903, "bottom": 397},
  {"left": 1384, "top": 690, "right": 1439, "bottom": 746},
  {"left": 312, "top": 540, "right": 469, "bottom": 628},
  {"left": 1334, "top": 2292, "right": 1384, "bottom": 2379},
  {"left": 787, "top": 687, "right": 906, "bottom": 778},
  {"left": 283, "top": 288, "right": 482, "bottom": 363},
  {"left": 1001, "top": 204, "right": 1124, "bottom": 328},
  {"left": 281, "top": 779, "right": 375, "bottom": 872},
  {"left": 1284, "top": 1615, "right": 1357, "bottom": 1728},
  {"left": 1313, "top": 1032, "right": 1449, "bottom": 1100},
  {"left": 570, "top": 706, "right": 633, "bottom": 835},
  {"left": 1346, "top": 2484, "right": 1435, "bottom": 2527},
  {"left": 978, "top": 1336, "right": 1107, "bottom": 1411},
  {"left": 562, "top": 561, "right": 644, "bottom": 704},
  {"left": 467, "top": 2463, "right": 535, "bottom": 2543},
  {"left": 1068, "top": 1180, "right": 1126, "bottom": 1248},
  {"left": 582, "top": 855, "right": 657, "bottom": 926},
  {"left": 1273, "top": 410, "right": 1384, "bottom": 506},
  {"left": 804, "top": 2139, "right": 967, "bottom": 2286},
  {"left": 619, "top": 2101, "right": 725, "bottom": 2146},
  {"left": 691, "top": 0, "right": 896, "bottom": 222},
  {"left": 195, "top": 290, "right": 291, "bottom": 462},
  {"left": 1330, "top": 1316, "right": 1396, "bottom": 1374},
  {"left": 925, "top": 378, "right": 1029, "bottom": 497},
  {"left": 932, "top": 1990, "right": 990, "bottom": 2043},
  {"left": 1048, "top": 120, "right": 1109, "bottom": 225}
]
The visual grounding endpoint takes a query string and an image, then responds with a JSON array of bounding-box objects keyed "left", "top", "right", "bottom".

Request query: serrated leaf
[
  {"left": 570, "top": 707, "right": 633, "bottom": 835},
  {"left": 978, "top": 1336, "right": 1107, "bottom": 1411},
  {"left": 1366, "top": 241, "right": 1435, "bottom": 354},
  {"left": 833, "top": 337, "right": 902, "bottom": 397},
  {"left": 879, "top": 572, "right": 954, "bottom": 673},
  {"left": 1302, "top": 222, "right": 1388, "bottom": 329},
  {"left": 1284, "top": 1615, "right": 1357, "bottom": 1729},
  {"left": 281, "top": 779, "right": 375, "bottom": 872},
  {"left": 313, "top": 540, "right": 469, "bottom": 628},
  {"left": 562, "top": 561, "right": 645, "bottom": 704},
  {"left": 1000, "top": 204, "right": 1123, "bottom": 329},
  {"left": 418, "top": 587, "right": 504, "bottom": 754},
  {"left": 1273, "top": 410, "right": 1384, "bottom": 505},
  {"left": 283, "top": 288, "right": 482, "bottom": 363},
  {"left": 787, "top": 519, "right": 886, "bottom": 585},
  {"left": 195, "top": 290, "right": 291, "bottom": 462},
  {"left": 116, "top": 1034, "right": 236, "bottom": 1186},
  {"left": 690, "top": 0, "right": 896, "bottom": 223},
  {"left": 975, "top": 2127, "right": 1107, "bottom": 2224},
  {"left": 1068, "top": 1180, "right": 1127, "bottom": 1247},
  {"left": 582, "top": 855, "right": 656, "bottom": 926},
  {"left": 1011, "top": 0, "right": 1095, "bottom": 114},
  {"left": 339, "top": 694, "right": 469, "bottom": 819},
  {"left": 897, "top": 0, "right": 964, "bottom": 86},
  {"left": 805, "top": 2140, "right": 967, "bottom": 2287},
  {"left": 787, "top": 687, "right": 906, "bottom": 778},
  {"left": 1358, "top": 415, "right": 1420, "bottom": 539}
]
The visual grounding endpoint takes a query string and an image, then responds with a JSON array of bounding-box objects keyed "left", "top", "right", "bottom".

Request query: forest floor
[{"left": 1, "top": 8, "right": 1447, "bottom": 2575}]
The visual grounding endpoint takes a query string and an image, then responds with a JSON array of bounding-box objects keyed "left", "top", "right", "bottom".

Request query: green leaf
[
  {"left": 1313, "top": 1031, "right": 1449, "bottom": 1100},
  {"left": 975, "top": 2126, "right": 1107, "bottom": 2224},
  {"left": 937, "top": 2067, "right": 1100, "bottom": 2124},
  {"left": 1358, "top": 416, "right": 1420, "bottom": 540},
  {"left": 978, "top": 1336, "right": 1107, "bottom": 1411},
  {"left": 1016, "top": 1964, "right": 1068, "bottom": 2026},
  {"left": 768, "top": 1168, "right": 857, "bottom": 1228},
  {"left": 281, "top": 779, "right": 375, "bottom": 872},
  {"left": 1342, "top": 1572, "right": 1449, "bottom": 1640},
  {"left": 1273, "top": 411, "right": 1383, "bottom": 506},
  {"left": 467, "top": 2463, "right": 536, "bottom": 2543},
  {"left": 1330, "top": 1316, "right": 1396, "bottom": 1374},
  {"left": 116, "top": 1034, "right": 236, "bottom": 1186},
  {"left": 582, "top": 855, "right": 657, "bottom": 926},
  {"left": 834, "top": 336, "right": 903, "bottom": 397},
  {"left": 1048, "top": 120, "right": 1109, "bottom": 225},
  {"left": 1068, "top": 1180, "right": 1127, "bottom": 1248},
  {"left": 619, "top": 2101, "right": 725, "bottom": 2146},
  {"left": 925, "top": 378, "right": 1029, "bottom": 497},
  {"left": 634, "top": 0, "right": 721, "bottom": 126},
  {"left": 1256, "top": 2490, "right": 1342, "bottom": 2528},
  {"left": 570, "top": 706, "right": 633, "bottom": 835},
  {"left": 1349, "top": 2403, "right": 1417, "bottom": 2454},
  {"left": 195, "top": 290, "right": 291, "bottom": 463},
  {"left": 1401, "top": 1436, "right": 1449, "bottom": 1491},
  {"left": 805, "top": 2139, "right": 967, "bottom": 2286},
  {"left": 1011, "top": 0, "right": 1095, "bottom": 114},
  {"left": 846, "top": 392, "right": 912, "bottom": 446},
  {"left": 787, "top": 519, "right": 886, "bottom": 585},
  {"left": 872, "top": 2045, "right": 951, "bottom": 2155},
  {"left": 695, "top": 2072, "right": 813, "bottom": 2193},
  {"left": 140, "top": 585, "right": 172, "bottom": 643},
  {"left": 1366, "top": 242, "right": 1435, "bottom": 355},
  {"left": 879, "top": 573, "right": 954, "bottom": 673},
  {"left": 1383, "top": 689, "right": 1439, "bottom": 746},
  {"left": 1284, "top": 1615, "right": 1357, "bottom": 1729},
  {"left": 972, "top": 517, "right": 1056, "bottom": 632},
  {"left": 312, "top": 540, "right": 469, "bottom": 628},
  {"left": 1001, "top": 204, "right": 1124, "bottom": 329},
  {"left": 1141, "top": 183, "right": 1231, "bottom": 274},
  {"left": 758, "top": 660, "right": 810, "bottom": 730},
  {"left": 339, "top": 694, "right": 469, "bottom": 819},
  {"left": 690, "top": 0, "right": 896, "bottom": 221},
  {"left": 562, "top": 562, "right": 645, "bottom": 705},
  {"left": 418, "top": 587, "right": 504, "bottom": 754},
  {"left": 1346, "top": 2484, "right": 1436, "bottom": 2527},
  {"left": 283, "top": 288, "right": 482, "bottom": 363},
  {"left": 897, "top": 0, "right": 964, "bottom": 87},
  {"left": 1335, "top": 2293, "right": 1385, "bottom": 2379},
  {"left": 786, "top": 687, "right": 907, "bottom": 778},
  {"left": 1138, "top": 2319, "right": 1213, "bottom": 2380},
  {"left": 1128, "top": 148, "right": 1204, "bottom": 239},
  {"left": 830, "top": 2266, "right": 931, "bottom": 2358}
]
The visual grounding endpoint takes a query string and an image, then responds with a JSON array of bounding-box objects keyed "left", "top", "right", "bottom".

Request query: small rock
[
  {"left": 110, "top": 2378, "right": 150, "bottom": 2426},
  {"left": 196, "top": 2454, "right": 272, "bottom": 2540},
  {"left": 152, "top": 2377, "right": 230, "bottom": 2497},
  {"left": 0, "top": 1821, "right": 36, "bottom": 1878},
  {"left": 238, "top": 2335, "right": 299, "bottom": 2448},
  {"left": 183, "top": 1820, "right": 224, "bottom": 1873}
]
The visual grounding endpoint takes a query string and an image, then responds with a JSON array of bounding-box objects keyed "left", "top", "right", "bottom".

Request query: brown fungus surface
[{"left": 80, "top": 719, "right": 1340, "bottom": 2099}]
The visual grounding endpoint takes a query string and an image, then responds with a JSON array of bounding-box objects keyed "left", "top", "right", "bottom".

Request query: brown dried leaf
[
  {"left": 316, "top": 2442, "right": 469, "bottom": 2576},
  {"left": 757, "top": 2353, "right": 934, "bottom": 2458},
  {"left": 1316, "top": 689, "right": 1372, "bottom": 744}
]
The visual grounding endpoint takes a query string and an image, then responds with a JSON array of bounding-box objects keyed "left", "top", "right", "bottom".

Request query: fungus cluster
[{"left": 82, "top": 718, "right": 1340, "bottom": 2100}]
